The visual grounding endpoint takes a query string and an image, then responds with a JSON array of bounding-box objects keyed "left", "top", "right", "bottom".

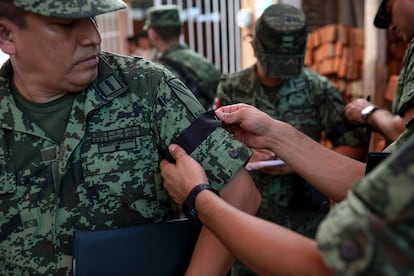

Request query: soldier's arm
[{"left": 185, "top": 168, "right": 261, "bottom": 275}]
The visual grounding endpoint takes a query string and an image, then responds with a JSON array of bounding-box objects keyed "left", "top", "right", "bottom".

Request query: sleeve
[
  {"left": 315, "top": 75, "right": 369, "bottom": 147},
  {"left": 154, "top": 72, "right": 252, "bottom": 190},
  {"left": 316, "top": 136, "right": 414, "bottom": 274},
  {"left": 392, "top": 42, "right": 414, "bottom": 116},
  {"left": 396, "top": 80, "right": 414, "bottom": 116}
]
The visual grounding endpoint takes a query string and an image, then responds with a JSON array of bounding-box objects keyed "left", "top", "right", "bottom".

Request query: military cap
[
  {"left": 143, "top": 5, "right": 181, "bottom": 31},
  {"left": 11, "top": 0, "right": 127, "bottom": 19},
  {"left": 254, "top": 3, "right": 307, "bottom": 79},
  {"left": 374, "top": 0, "right": 390, "bottom": 29}
]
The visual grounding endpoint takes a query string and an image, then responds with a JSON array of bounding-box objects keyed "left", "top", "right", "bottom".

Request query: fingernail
[{"left": 169, "top": 144, "right": 177, "bottom": 152}]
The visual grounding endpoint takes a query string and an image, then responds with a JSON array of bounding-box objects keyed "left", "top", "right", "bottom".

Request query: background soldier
[{"left": 144, "top": 5, "right": 221, "bottom": 110}]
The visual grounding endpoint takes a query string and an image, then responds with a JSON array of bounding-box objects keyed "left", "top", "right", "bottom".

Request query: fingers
[
  {"left": 215, "top": 104, "right": 247, "bottom": 123},
  {"left": 167, "top": 144, "right": 187, "bottom": 161}
]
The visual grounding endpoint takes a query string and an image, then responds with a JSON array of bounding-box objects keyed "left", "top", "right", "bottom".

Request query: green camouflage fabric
[
  {"left": 143, "top": 5, "right": 181, "bottom": 31},
  {"left": 216, "top": 65, "right": 368, "bottom": 276},
  {"left": 157, "top": 44, "right": 221, "bottom": 110},
  {"left": 12, "top": 0, "right": 126, "bottom": 18},
  {"left": 254, "top": 4, "right": 307, "bottom": 79},
  {"left": 391, "top": 39, "right": 414, "bottom": 117},
  {"left": 383, "top": 120, "right": 414, "bottom": 153},
  {"left": 0, "top": 53, "right": 251, "bottom": 275},
  {"left": 317, "top": 133, "right": 414, "bottom": 274}
]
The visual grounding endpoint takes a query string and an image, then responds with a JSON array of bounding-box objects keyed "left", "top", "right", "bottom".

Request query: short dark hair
[
  {"left": 152, "top": 25, "right": 181, "bottom": 41},
  {"left": 127, "top": 35, "right": 138, "bottom": 45},
  {"left": 0, "top": 1, "right": 28, "bottom": 29}
]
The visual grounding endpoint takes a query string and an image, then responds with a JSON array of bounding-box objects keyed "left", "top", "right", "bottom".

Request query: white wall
[{"left": 0, "top": 50, "right": 9, "bottom": 66}]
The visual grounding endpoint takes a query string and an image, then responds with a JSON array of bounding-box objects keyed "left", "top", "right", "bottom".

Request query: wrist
[
  {"left": 182, "top": 184, "right": 220, "bottom": 224},
  {"left": 361, "top": 105, "right": 379, "bottom": 122}
]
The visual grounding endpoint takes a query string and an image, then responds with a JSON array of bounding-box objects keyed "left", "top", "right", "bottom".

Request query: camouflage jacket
[
  {"left": 156, "top": 44, "right": 221, "bottom": 110},
  {"left": 317, "top": 133, "right": 414, "bottom": 275},
  {"left": 392, "top": 38, "right": 414, "bottom": 116},
  {"left": 0, "top": 53, "right": 250, "bottom": 275},
  {"left": 216, "top": 65, "right": 368, "bottom": 237}
]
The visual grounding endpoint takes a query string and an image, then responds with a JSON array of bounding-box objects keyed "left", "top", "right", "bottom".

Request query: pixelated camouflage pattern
[
  {"left": 157, "top": 44, "right": 221, "bottom": 110},
  {"left": 143, "top": 5, "right": 181, "bottom": 31},
  {"left": 216, "top": 65, "right": 368, "bottom": 276},
  {"left": 0, "top": 53, "right": 250, "bottom": 275},
  {"left": 317, "top": 133, "right": 414, "bottom": 274},
  {"left": 12, "top": 0, "right": 126, "bottom": 18},
  {"left": 254, "top": 3, "right": 307, "bottom": 78}
]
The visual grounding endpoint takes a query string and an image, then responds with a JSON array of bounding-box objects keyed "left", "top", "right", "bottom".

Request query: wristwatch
[
  {"left": 361, "top": 105, "right": 379, "bottom": 121},
  {"left": 182, "top": 183, "right": 220, "bottom": 224}
]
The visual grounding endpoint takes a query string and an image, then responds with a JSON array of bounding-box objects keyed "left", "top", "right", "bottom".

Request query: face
[
  {"left": 3, "top": 13, "right": 101, "bottom": 101},
  {"left": 255, "top": 61, "right": 283, "bottom": 87},
  {"left": 387, "top": 0, "right": 414, "bottom": 42},
  {"left": 138, "top": 37, "right": 152, "bottom": 49}
]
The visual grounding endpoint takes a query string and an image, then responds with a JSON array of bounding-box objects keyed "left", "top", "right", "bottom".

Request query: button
[{"left": 228, "top": 148, "right": 239, "bottom": 158}]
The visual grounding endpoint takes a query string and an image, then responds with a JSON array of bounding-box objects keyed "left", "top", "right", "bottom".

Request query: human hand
[
  {"left": 215, "top": 103, "right": 275, "bottom": 149},
  {"left": 344, "top": 98, "right": 372, "bottom": 125},
  {"left": 160, "top": 144, "right": 208, "bottom": 205},
  {"left": 248, "top": 149, "right": 276, "bottom": 163}
]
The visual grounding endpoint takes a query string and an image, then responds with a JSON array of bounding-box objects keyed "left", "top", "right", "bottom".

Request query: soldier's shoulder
[
  {"left": 220, "top": 67, "right": 253, "bottom": 84},
  {"left": 100, "top": 52, "right": 174, "bottom": 80}
]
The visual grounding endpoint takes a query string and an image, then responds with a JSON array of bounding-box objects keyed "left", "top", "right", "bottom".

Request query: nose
[{"left": 79, "top": 17, "right": 101, "bottom": 46}]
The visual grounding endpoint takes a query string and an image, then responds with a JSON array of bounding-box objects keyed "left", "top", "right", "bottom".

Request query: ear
[{"left": 0, "top": 19, "right": 16, "bottom": 55}]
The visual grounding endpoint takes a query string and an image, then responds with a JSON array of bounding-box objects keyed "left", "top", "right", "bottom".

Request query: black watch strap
[{"left": 182, "top": 184, "right": 220, "bottom": 224}]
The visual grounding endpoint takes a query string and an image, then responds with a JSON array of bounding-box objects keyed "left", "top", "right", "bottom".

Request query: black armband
[{"left": 163, "top": 110, "right": 221, "bottom": 163}]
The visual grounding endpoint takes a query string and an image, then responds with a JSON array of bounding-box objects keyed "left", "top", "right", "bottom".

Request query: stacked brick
[{"left": 305, "top": 24, "right": 364, "bottom": 102}]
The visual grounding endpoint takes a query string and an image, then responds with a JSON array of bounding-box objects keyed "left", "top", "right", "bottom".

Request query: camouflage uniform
[
  {"left": 157, "top": 44, "right": 221, "bottom": 110},
  {"left": 217, "top": 65, "right": 368, "bottom": 236},
  {"left": 0, "top": 53, "right": 250, "bottom": 275},
  {"left": 144, "top": 5, "right": 221, "bottom": 110},
  {"left": 316, "top": 2, "right": 414, "bottom": 273},
  {"left": 216, "top": 4, "right": 367, "bottom": 275},
  {"left": 316, "top": 132, "right": 414, "bottom": 275}
]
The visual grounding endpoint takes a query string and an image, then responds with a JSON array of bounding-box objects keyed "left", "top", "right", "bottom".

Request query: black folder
[
  {"left": 365, "top": 152, "right": 391, "bottom": 174},
  {"left": 72, "top": 218, "right": 201, "bottom": 276}
]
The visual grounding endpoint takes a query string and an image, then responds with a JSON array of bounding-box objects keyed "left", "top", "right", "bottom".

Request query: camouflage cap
[
  {"left": 254, "top": 3, "right": 307, "bottom": 79},
  {"left": 374, "top": 0, "right": 390, "bottom": 29},
  {"left": 143, "top": 5, "right": 181, "bottom": 31},
  {"left": 12, "top": 0, "right": 127, "bottom": 19}
]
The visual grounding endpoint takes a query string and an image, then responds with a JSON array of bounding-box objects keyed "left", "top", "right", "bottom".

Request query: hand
[
  {"left": 215, "top": 104, "right": 275, "bottom": 149},
  {"left": 160, "top": 144, "right": 208, "bottom": 205},
  {"left": 248, "top": 148, "right": 275, "bottom": 163},
  {"left": 344, "top": 98, "right": 372, "bottom": 125}
]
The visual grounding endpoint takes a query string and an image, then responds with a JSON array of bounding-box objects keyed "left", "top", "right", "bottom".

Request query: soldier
[
  {"left": 144, "top": 5, "right": 221, "bottom": 110},
  {"left": 0, "top": 0, "right": 261, "bottom": 274},
  {"left": 162, "top": 102, "right": 414, "bottom": 275},
  {"left": 345, "top": 0, "right": 414, "bottom": 146},
  {"left": 214, "top": 4, "right": 369, "bottom": 275}
]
